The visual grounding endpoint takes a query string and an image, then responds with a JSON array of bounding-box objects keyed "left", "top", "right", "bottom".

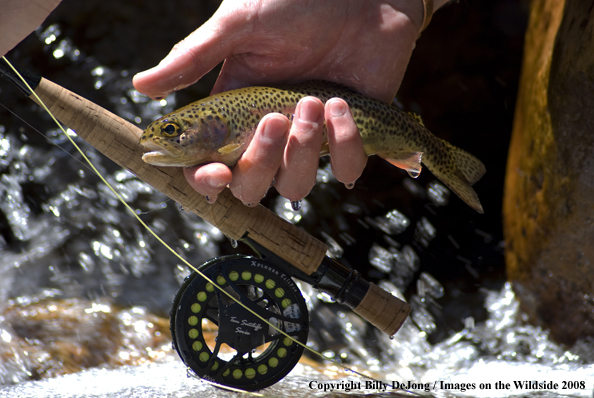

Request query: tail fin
[
  {"left": 426, "top": 142, "right": 486, "bottom": 213},
  {"left": 449, "top": 144, "right": 486, "bottom": 186}
]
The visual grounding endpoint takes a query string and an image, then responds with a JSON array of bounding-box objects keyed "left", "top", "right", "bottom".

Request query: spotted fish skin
[{"left": 140, "top": 81, "right": 485, "bottom": 212}]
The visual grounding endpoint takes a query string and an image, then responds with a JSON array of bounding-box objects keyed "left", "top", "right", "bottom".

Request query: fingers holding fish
[
  {"left": 183, "top": 163, "right": 232, "bottom": 204},
  {"left": 325, "top": 98, "right": 367, "bottom": 189},
  {"left": 274, "top": 97, "right": 325, "bottom": 201},
  {"left": 228, "top": 114, "right": 290, "bottom": 206}
]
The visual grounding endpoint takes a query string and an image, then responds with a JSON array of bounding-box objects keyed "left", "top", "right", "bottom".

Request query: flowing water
[{"left": 1, "top": 2, "right": 593, "bottom": 397}]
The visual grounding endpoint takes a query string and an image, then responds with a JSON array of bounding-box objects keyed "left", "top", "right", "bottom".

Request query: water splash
[
  {"left": 415, "top": 217, "right": 437, "bottom": 247},
  {"left": 418, "top": 272, "right": 444, "bottom": 299},
  {"left": 0, "top": 127, "right": 13, "bottom": 168},
  {"left": 427, "top": 181, "right": 450, "bottom": 207},
  {"left": 403, "top": 177, "right": 426, "bottom": 198},
  {"left": 391, "top": 245, "right": 420, "bottom": 291},
  {"left": 315, "top": 162, "right": 337, "bottom": 184},
  {"left": 0, "top": 107, "right": 223, "bottom": 384},
  {"left": 368, "top": 243, "right": 394, "bottom": 273},
  {"left": 410, "top": 297, "right": 437, "bottom": 334},
  {"left": 0, "top": 174, "right": 34, "bottom": 241},
  {"left": 321, "top": 231, "right": 344, "bottom": 258},
  {"left": 0, "top": 57, "right": 221, "bottom": 318},
  {"left": 375, "top": 209, "right": 410, "bottom": 235}
]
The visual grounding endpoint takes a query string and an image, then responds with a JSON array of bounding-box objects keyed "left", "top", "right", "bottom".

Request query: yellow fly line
[{"left": 1, "top": 56, "right": 417, "bottom": 397}]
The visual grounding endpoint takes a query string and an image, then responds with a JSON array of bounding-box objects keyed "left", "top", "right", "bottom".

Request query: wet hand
[
  {"left": 183, "top": 96, "right": 366, "bottom": 205},
  {"left": 134, "top": 0, "right": 426, "bottom": 205}
]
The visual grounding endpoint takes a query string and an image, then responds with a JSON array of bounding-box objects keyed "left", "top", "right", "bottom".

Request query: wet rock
[
  {"left": 503, "top": 0, "right": 594, "bottom": 345},
  {"left": 0, "top": 298, "right": 174, "bottom": 382}
]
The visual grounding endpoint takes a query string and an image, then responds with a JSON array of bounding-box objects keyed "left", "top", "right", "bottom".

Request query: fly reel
[
  {"left": 170, "top": 255, "right": 309, "bottom": 391},
  {"left": 171, "top": 239, "right": 410, "bottom": 391}
]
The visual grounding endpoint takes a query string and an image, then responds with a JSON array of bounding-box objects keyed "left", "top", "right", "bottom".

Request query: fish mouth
[
  {"left": 140, "top": 141, "right": 200, "bottom": 167},
  {"left": 140, "top": 141, "right": 177, "bottom": 165},
  {"left": 141, "top": 151, "right": 173, "bottom": 166}
]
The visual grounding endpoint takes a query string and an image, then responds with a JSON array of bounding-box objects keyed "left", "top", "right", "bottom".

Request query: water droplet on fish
[
  {"left": 290, "top": 200, "right": 302, "bottom": 211},
  {"left": 407, "top": 169, "right": 421, "bottom": 178}
]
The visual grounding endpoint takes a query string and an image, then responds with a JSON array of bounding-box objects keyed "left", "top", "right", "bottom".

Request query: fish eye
[{"left": 161, "top": 122, "right": 181, "bottom": 138}]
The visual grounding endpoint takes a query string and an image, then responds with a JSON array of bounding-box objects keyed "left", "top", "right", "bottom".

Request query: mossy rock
[{"left": 504, "top": 0, "right": 594, "bottom": 346}]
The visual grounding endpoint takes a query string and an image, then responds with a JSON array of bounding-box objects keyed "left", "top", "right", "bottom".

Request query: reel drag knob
[{"left": 170, "top": 255, "right": 309, "bottom": 391}]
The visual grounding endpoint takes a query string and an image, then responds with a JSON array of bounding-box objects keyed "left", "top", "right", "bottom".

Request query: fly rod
[{"left": 1, "top": 62, "right": 410, "bottom": 390}]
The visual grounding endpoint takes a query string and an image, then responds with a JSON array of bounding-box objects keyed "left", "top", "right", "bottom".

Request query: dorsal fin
[{"left": 407, "top": 112, "right": 425, "bottom": 126}]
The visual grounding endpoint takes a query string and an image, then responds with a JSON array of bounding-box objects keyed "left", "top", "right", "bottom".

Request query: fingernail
[
  {"left": 205, "top": 195, "right": 218, "bottom": 204},
  {"left": 329, "top": 99, "right": 347, "bottom": 117},
  {"left": 133, "top": 66, "right": 158, "bottom": 80},
  {"left": 262, "top": 117, "right": 288, "bottom": 140},
  {"left": 345, "top": 182, "right": 355, "bottom": 189},
  {"left": 206, "top": 176, "right": 227, "bottom": 189},
  {"left": 297, "top": 98, "right": 323, "bottom": 123}
]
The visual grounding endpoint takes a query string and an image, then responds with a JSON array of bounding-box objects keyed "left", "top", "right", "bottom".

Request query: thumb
[{"left": 133, "top": 8, "right": 245, "bottom": 99}]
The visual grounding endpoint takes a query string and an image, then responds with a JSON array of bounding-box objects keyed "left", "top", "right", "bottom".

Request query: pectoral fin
[
  {"left": 217, "top": 143, "right": 242, "bottom": 155},
  {"left": 384, "top": 151, "right": 424, "bottom": 178}
]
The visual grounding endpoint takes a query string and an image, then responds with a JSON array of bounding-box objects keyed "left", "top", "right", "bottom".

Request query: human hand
[
  {"left": 180, "top": 95, "right": 365, "bottom": 206},
  {"left": 133, "top": 0, "right": 426, "bottom": 205},
  {"left": 0, "top": 0, "right": 62, "bottom": 58}
]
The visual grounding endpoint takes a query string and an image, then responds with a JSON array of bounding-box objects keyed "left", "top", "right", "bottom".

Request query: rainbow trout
[{"left": 140, "top": 81, "right": 485, "bottom": 213}]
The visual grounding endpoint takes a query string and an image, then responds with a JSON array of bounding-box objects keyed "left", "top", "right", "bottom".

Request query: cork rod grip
[
  {"left": 353, "top": 283, "right": 411, "bottom": 336},
  {"left": 30, "top": 77, "right": 327, "bottom": 276}
]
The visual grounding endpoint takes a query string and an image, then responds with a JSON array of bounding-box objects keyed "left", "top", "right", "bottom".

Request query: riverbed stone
[{"left": 504, "top": 0, "right": 594, "bottom": 346}]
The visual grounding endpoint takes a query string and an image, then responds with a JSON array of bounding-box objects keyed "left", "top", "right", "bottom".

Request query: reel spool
[{"left": 170, "top": 255, "right": 309, "bottom": 391}]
